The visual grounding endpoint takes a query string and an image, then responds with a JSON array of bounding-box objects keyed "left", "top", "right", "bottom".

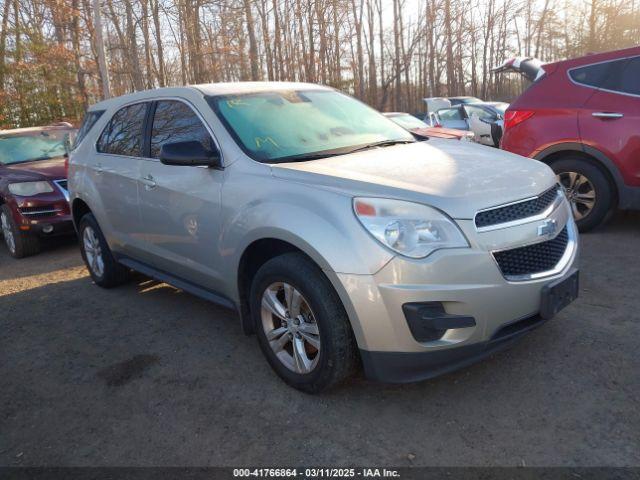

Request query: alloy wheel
[
  {"left": 83, "top": 226, "right": 105, "bottom": 277},
  {"left": 1, "top": 212, "right": 15, "bottom": 254},
  {"left": 260, "top": 282, "right": 321, "bottom": 374},
  {"left": 557, "top": 171, "right": 596, "bottom": 221}
]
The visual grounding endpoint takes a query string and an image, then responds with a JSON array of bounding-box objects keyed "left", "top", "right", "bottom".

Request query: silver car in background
[{"left": 69, "top": 82, "right": 579, "bottom": 392}]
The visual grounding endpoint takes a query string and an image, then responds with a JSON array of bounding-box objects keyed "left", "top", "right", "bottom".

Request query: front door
[{"left": 137, "top": 99, "right": 225, "bottom": 292}]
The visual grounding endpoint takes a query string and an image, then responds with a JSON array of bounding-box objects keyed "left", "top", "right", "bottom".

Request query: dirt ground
[{"left": 1, "top": 213, "right": 639, "bottom": 467}]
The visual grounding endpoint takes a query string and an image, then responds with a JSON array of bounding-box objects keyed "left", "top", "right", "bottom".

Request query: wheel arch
[
  {"left": 234, "top": 235, "right": 364, "bottom": 348},
  {"left": 534, "top": 142, "right": 622, "bottom": 207},
  {"left": 71, "top": 197, "right": 93, "bottom": 230}
]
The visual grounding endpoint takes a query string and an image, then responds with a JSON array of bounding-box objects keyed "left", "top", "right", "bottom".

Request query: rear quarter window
[
  {"left": 569, "top": 58, "right": 630, "bottom": 90},
  {"left": 73, "top": 110, "right": 104, "bottom": 149}
]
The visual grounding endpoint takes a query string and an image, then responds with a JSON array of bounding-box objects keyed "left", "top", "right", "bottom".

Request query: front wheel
[
  {"left": 550, "top": 157, "right": 614, "bottom": 232},
  {"left": 250, "top": 253, "right": 358, "bottom": 393},
  {"left": 1, "top": 205, "right": 40, "bottom": 258}
]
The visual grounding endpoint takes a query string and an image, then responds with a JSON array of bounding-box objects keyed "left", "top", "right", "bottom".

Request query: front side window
[
  {"left": 150, "top": 101, "right": 215, "bottom": 159},
  {"left": 569, "top": 59, "right": 630, "bottom": 90},
  {"left": 207, "top": 90, "right": 413, "bottom": 163},
  {"left": 0, "top": 129, "right": 74, "bottom": 165},
  {"left": 97, "top": 103, "right": 147, "bottom": 157}
]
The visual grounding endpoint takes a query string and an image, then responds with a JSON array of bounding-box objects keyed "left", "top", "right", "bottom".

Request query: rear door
[
  {"left": 575, "top": 56, "right": 640, "bottom": 187},
  {"left": 93, "top": 102, "right": 149, "bottom": 258},
  {"left": 137, "top": 98, "right": 226, "bottom": 292}
]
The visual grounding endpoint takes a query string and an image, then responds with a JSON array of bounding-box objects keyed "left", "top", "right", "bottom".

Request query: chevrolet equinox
[{"left": 69, "top": 83, "right": 579, "bottom": 392}]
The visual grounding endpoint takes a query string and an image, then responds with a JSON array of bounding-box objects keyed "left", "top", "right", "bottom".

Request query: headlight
[
  {"left": 8, "top": 181, "right": 54, "bottom": 196},
  {"left": 353, "top": 197, "right": 468, "bottom": 258}
]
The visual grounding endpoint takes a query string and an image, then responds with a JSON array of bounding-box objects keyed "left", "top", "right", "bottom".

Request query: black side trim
[
  {"left": 117, "top": 256, "right": 236, "bottom": 310},
  {"left": 402, "top": 302, "right": 475, "bottom": 342},
  {"left": 361, "top": 313, "right": 549, "bottom": 384}
]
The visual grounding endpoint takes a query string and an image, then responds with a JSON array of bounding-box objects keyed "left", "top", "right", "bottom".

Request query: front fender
[{"left": 220, "top": 191, "right": 394, "bottom": 281}]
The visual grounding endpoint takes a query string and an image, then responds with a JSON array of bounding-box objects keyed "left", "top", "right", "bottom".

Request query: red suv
[
  {"left": 0, "top": 124, "right": 76, "bottom": 257},
  {"left": 500, "top": 47, "right": 640, "bottom": 231}
]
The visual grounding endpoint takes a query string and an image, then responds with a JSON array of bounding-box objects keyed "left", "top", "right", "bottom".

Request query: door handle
[
  {"left": 140, "top": 174, "right": 157, "bottom": 190},
  {"left": 592, "top": 112, "right": 624, "bottom": 119},
  {"left": 94, "top": 162, "right": 103, "bottom": 174}
]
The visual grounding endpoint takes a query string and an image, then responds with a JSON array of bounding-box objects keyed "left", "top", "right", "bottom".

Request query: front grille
[
  {"left": 20, "top": 205, "right": 61, "bottom": 217},
  {"left": 475, "top": 185, "right": 560, "bottom": 228},
  {"left": 493, "top": 226, "right": 569, "bottom": 278}
]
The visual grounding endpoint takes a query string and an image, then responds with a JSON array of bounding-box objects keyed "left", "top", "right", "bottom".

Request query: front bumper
[
  {"left": 334, "top": 200, "right": 579, "bottom": 383},
  {"left": 10, "top": 195, "right": 74, "bottom": 237},
  {"left": 361, "top": 312, "right": 550, "bottom": 383}
]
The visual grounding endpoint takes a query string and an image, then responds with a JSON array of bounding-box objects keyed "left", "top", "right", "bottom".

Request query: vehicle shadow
[
  {"left": 2, "top": 229, "right": 638, "bottom": 467},
  {"left": 0, "top": 234, "right": 81, "bottom": 281}
]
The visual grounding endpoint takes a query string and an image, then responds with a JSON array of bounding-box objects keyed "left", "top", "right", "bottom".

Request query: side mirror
[{"left": 159, "top": 141, "right": 222, "bottom": 168}]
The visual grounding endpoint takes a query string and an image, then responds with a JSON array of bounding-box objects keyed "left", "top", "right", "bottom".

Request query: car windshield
[
  {"left": 0, "top": 130, "right": 73, "bottom": 165},
  {"left": 388, "top": 114, "right": 429, "bottom": 130},
  {"left": 207, "top": 90, "right": 414, "bottom": 163}
]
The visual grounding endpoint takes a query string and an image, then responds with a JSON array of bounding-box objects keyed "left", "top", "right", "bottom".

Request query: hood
[
  {"left": 271, "top": 141, "right": 556, "bottom": 219},
  {"left": 2, "top": 157, "right": 67, "bottom": 181}
]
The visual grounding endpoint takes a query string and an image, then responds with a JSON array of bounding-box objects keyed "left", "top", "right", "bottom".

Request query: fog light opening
[{"left": 42, "top": 224, "right": 54, "bottom": 234}]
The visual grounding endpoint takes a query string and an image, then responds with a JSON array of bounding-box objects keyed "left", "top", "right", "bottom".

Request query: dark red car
[
  {"left": 0, "top": 124, "right": 76, "bottom": 258},
  {"left": 500, "top": 47, "right": 640, "bottom": 231}
]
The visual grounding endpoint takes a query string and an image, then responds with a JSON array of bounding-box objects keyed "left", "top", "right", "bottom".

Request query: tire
[
  {"left": 1, "top": 204, "right": 40, "bottom": 259},
  {"left": 550, "top": 157, "right": 614, "bottom": 232},
  {"left": 78, "top": 213, "right": 129, "bottom": 288},
  {"left": 250, "top": 252, "right": 359, "bottom": 393}
]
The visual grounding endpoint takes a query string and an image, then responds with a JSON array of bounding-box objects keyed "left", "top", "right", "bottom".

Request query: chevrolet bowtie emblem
[{"left": 538, "top": 218, "right": 558, "bottom": 237}]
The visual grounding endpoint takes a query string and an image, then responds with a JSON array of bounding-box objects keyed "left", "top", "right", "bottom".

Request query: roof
[
  {"left": 89, "top": 82, "right": 334, "bottom": 111},
  {"left": 193, "top": 81, "right": 333, "bottom": 96},
  {"left": 0, "top": 124, "right": 75, "bottom": 137}
]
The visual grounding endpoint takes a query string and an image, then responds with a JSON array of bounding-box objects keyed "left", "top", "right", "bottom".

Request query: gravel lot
[{"left": 1, "top": 213, "right": 639, "bottom": 467}]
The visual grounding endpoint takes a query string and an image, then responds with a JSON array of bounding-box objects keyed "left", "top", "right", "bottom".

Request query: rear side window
[
  {"left": 619, "top": 57, "right": 640, "bottom": 95},
  {"left": 97, "top": 103, "right": 148, "bottom": 156},
  {"left": 73, "top": 110, "right": 104, "bottom": 149},
  {"left": 569, "top": 58, "right": 629, "bottom": 90},
  {"left": 150, "top": 100, "right": 215, "bottom": 159}
]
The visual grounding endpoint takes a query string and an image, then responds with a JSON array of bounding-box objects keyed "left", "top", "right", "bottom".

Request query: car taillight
[{"left": 504, "top": 110, "right": 535, "bottom": 130}]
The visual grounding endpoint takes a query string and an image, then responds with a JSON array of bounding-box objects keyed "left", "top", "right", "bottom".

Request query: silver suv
[{"left": 69, "top": 83, "right": 579, "bottom": 392}]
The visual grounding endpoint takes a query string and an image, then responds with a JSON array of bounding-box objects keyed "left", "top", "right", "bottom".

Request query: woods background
[{"left": 0, "top": 0, "right": 639, "bottom": 128}]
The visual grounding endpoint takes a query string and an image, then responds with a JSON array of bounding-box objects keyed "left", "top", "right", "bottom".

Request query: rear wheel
[
  {"left": 550, "top": 157, "right": 614, "bottom": 232},
  {"left": 250, "top": 253, "right": 358, "bottom": 393},
  {"left": 78, "top": 213, "right": 129, "bottom": 288},
  {"left": 1, "top": 205, "right": 40, "bottom": 258}
]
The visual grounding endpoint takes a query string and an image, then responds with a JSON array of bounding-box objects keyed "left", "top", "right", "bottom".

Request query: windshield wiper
[
  {"left": 272, "top": 152, "right": 349, "bottom": 163},
  {"left": 271, "top": 139, "right": 416, "bottom": 163},
  {"left": 346, "top": 139, "right": 415, "bottom": 154}
]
